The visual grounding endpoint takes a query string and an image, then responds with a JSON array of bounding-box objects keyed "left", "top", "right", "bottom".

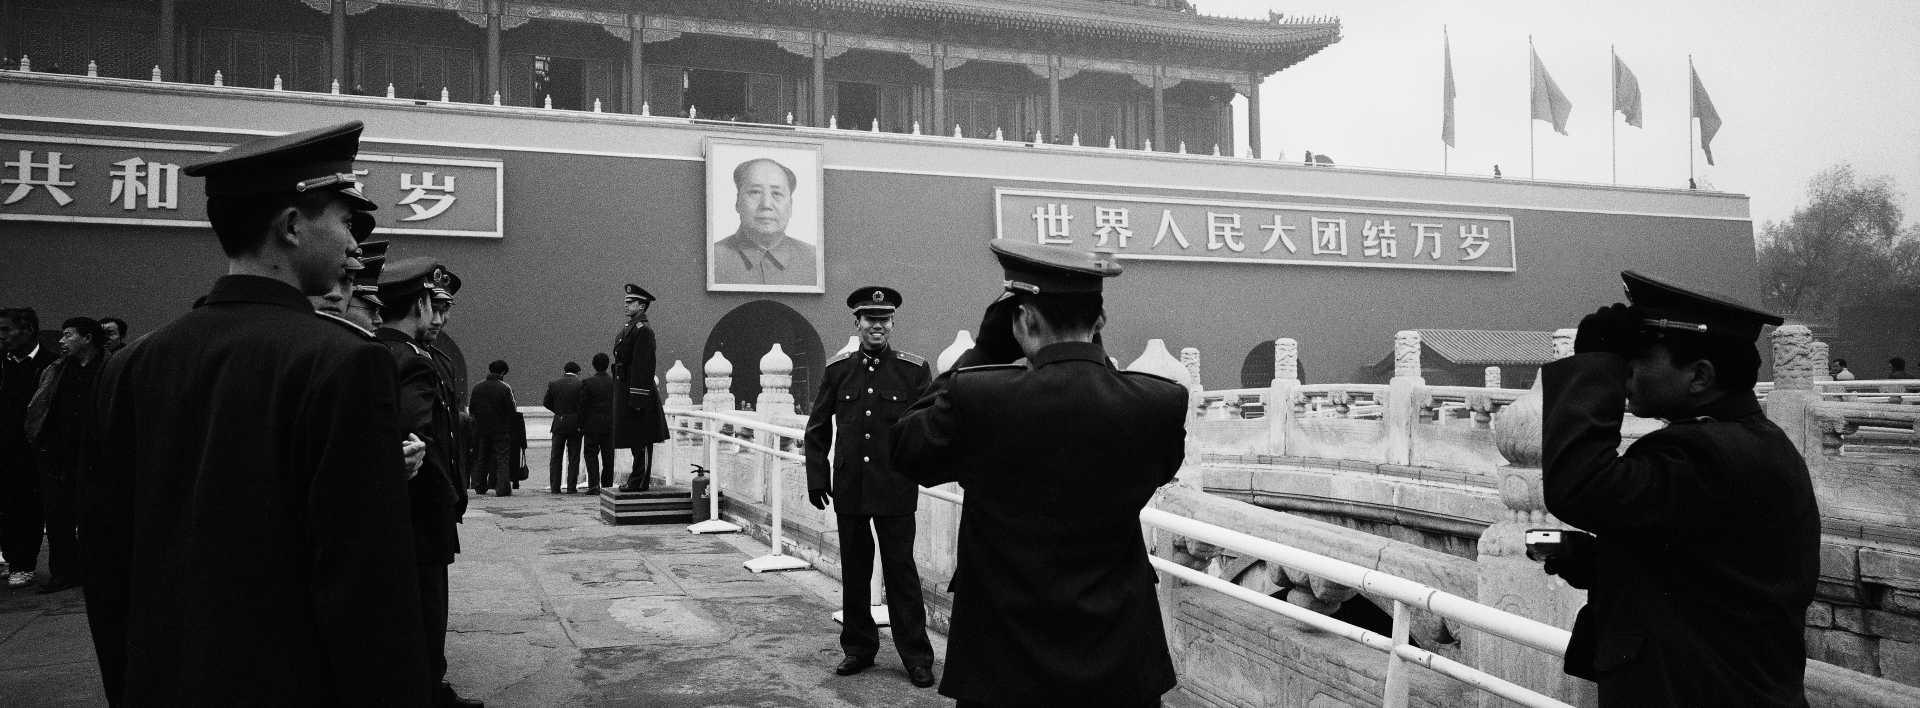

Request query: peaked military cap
[
  {"left": 182, "top": 121, "right": 376, "bottom": 211},
  {"left": 1623, "top": 270, "right": 1782, "bottom": 342},
  {"left": 349, "top": 210, "right": 377, "bottom": 243},
  {"left": 623, "top": 283, "right": 656, "bottom": 303},
  {"left": 377, "top": 256, "right": 446, "bottom": 304},
  {"left": 352, "top": 241, "right": 389, "bottom": 308},
  {"left": 430, "top": 265, "right": 461, "bottom": 306},
  {"left": 847, "top": 286, "right": 902, "bottom": 318},
  {"left": 991, "top": 239, "right": 1123, "bottom": 295}
]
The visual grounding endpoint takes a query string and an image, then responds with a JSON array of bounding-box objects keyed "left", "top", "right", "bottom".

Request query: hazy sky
[{"left": 1198, "top": 0, "right": 1920, "bottom": 232}]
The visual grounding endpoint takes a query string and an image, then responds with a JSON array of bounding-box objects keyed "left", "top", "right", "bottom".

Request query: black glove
[
  {"left": 960, "top": 294, "right": 1023, "bottom": 366},
  {"left": 808, "top": 489, "right": 832, "bottom": 510},
  {"left": 1574, "top": 303, "right": 1640, "bottom": 356}
]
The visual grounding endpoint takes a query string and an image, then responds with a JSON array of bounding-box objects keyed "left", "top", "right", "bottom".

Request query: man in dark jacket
[
  {"left": 579, "top": 353, "right": 618, "bottom": 493},
  {"left": 0, "top": 306, "right": 56, "bottom": 589},
  {"left": 612, "top": 284, "right": 667, "bottom": 491},
  {"left": 84, "top": 121, "right": 429, "bottom": 705},
  {"left": 543, "top": 361, "right": 585, "bottom": 493},
  {"left": 892, "top": 241, "right": 1187, "bottom": 707},
  {"left": 804, "top": 286, "right": 935, "bottom": 687},
  {"left": 25, "top": 317, "right": 107, "bottom": 593},
  {"left": 1541, "top": 270, "right": 1819, "bottom": 707},
  {"left": 376, "top": 256, "right": 482, "bottom": 708},
  {"left": 470, "top": 360, "right": 519, "bottom": 498}
]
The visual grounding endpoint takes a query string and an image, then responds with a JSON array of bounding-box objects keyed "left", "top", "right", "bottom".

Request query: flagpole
[
  {"left": 1529, "top": 37, "right": 1536, "bottom": 179},
  {"left": 1688, "top": 54, "right": 1695, "bottom": 185},
  {"left": 1611, "top": 45, "right": 1618, "bottom": 184},
  {"left": 1442, "top": 26, "right": 1450, "bottom": 175}
]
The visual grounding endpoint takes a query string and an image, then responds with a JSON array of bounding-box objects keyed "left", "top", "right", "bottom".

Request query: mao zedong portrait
[{"left": 713, "top": 157, "right": 818, "bottom": 287}]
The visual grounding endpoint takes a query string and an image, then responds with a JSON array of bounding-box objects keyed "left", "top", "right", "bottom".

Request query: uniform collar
[
  {"left": 373, "top": 326, "right": 417, "bottom": 344},
  {"left": 1029, "top": 341, "right": 1108, "bottom": 368},
  {"left": 1673, "top": 390, "right": 1763, "bottom": 424},
  {"left": 200, "top": 274, "right": 313, "bottom": 313},
  {"left": 859, "top": 345, "right": 892, "bottom": 363}
]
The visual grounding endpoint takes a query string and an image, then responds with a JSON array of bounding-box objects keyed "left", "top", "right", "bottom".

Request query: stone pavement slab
[{"left": 0, "top": 490, "right": 949, "bottom": 707}]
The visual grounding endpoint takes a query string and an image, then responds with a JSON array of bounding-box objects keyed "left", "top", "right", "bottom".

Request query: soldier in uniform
[
  {"left": 420, "top": 267, "right": 471, "bottom": 506},
  {"left": 1540, "top": 271, "right": 1819, "bottom": 706},
  {"left": 891, "top": 240, "right": 1187, "bottom": 707},
  {"left": 82, "top": 121, "right": 429, "bottom": 704},
  {"left": 344, "top": 234, "right": 388, "bottom": 331},
  {"left": 803, "top": 286, "right": 937, "bottom": 688},
  {"left": 376, "top": 257, "right": 483, "bottom": 708},
  {"left": 612, "top": 284, "right": 668, "bottom": 491}
]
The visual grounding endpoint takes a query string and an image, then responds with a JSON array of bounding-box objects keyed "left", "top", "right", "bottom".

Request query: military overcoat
[
  {"left": 375, "top": 327, "right": 464, "bottom": 565},
  {"left": 1542, "top": 353, "right": 1819, "bottom": 707},
  {"left": 82, "top": 275, "right": 428, "bottom": 706},
  {"left": 611, "top": 315, "right": 668, "bottom": 448},
  {"left": 803, "top": 347, "right": 930, "bottom": 517},
  {"left": 891, "top": 341, "right": 1188, "bottom": 705}
]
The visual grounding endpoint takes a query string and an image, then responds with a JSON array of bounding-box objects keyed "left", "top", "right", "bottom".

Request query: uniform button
[
  {"left": 864, "top": 410, "right": 871, "bottom": 416},
  {"left": 862, "top": 455, "right": 870, "bottom": 462},
  {"left": 866, "top": 387, "right": 873, "bottom": 393},
  {"left": 863, "top": 433, "right": 871, "bottom": 439}
]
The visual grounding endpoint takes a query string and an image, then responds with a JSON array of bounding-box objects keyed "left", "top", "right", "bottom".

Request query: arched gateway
[{"left": 701, "top": 301, "right": 824, "bottom": 412}]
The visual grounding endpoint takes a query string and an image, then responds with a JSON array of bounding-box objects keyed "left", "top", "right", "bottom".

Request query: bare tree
[{"left": 1756, "top": 164, "right": 1910, "bottom": 318}]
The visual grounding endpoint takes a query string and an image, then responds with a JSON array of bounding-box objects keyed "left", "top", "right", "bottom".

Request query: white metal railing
[
  {"left": 915, "top": 484, "right": 1573, "bottom": 708},
  {"left": 1815, "top": 379, "right": 1920, "bottom": 404},
  {"left": 663, "top": 407, "right": 811, "bottom": 572}
]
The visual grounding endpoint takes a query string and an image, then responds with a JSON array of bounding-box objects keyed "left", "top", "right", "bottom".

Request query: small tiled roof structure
[{"left": 1416, "top": 329, "right": 1557, "bottom": 366}]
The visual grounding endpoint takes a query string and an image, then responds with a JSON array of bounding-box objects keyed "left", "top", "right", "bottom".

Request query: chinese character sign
[
  {"left": 994, "top": 189, "right": 1518, "bottom": 272},
  {"left": 0, "top": 136, "right": 503, "bottom": 238}
]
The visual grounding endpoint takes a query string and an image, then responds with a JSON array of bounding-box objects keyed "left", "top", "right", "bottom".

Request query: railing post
[
  {"left": 688, "top": 413, "right": 739, "bottom": 534},
  {"left": 1383, "top": 599, "right": 1412, "bottom": 708},
  {"left": 1267, "top": 337, "right": 1300, "bottom": 457},
  {"left": 757, "top": 344, "right": 795, "bottom": 415},
  {"left": 1385, "top": 330, "right": 1424, "bottom": 466},
  {"left": 744, "top": 420, "right": 809, "bottom": 572},
  {"left": 703, "top": 352, "right": 735, "bottom": 412},
  {"left": 1765, "top": 325, "right": 1826, "bottom": 460}
]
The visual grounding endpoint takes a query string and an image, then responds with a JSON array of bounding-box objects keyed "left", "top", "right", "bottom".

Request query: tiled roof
[{"left": 1417, "top": 329, "right": 1557, "bottom": 366}]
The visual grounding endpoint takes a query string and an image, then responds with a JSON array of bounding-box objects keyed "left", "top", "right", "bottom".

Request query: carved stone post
[
  {"left": 1385, "top": 330, "right": 1424, "bottom": 465},
  {"left": 1128, "top": 339, "right": 1199, "bottom": 489},
  {"left": 757, "top": 343, "right": 795, "bottom": 416},
  {"left": 1476, "top": 337, "right": 1594, "bottom": 706},
  {"left": 664, "top": 360, "right": 693, "bottom": 408},
  {"left": 1811, "top": 341, "right": 1833, "bottom": 381},
  {"left": 702, "top": 352, "right": 735, "bottom": 412},
  {"left": 937, "top": 330, "right": 973, "bottom": 373},
  {"left": 1485, "top": 366, "right": 1502, "bottom": 389},
  {"left": 1267, "top": 338, "right": 1300, "bottom": 457},
  {"left": 1766, "top": 325, "right": 1825, "bottom": 460}
]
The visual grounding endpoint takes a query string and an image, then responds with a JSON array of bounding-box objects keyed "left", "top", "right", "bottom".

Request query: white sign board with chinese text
[
  {"left": 0, "top": 134, "right": 503, "bottom": 238},
  {"left": 995, "top": 188, "right": 1517, "bottom": 272}
]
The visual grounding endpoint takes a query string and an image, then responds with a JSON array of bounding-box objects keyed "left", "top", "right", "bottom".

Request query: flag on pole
[
  {"left": 1442, "top": 29, "right": 1457, "bottom": 147},
  {"left": 1691, "top": 65, "right": 1722, "bottom": 165},
  {"left": 1612, "top": 54, "right": 1642, "bottom": 128},
  {"left": 1530, "top": 47, "right": 1572, "bottom": 135}
]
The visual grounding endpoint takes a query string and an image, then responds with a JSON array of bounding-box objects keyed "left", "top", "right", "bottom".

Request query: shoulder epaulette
[
  {"left": 956, "top": 363, "right": 1024, "bottom": 374},
  {"left": 315, "top": 311, "right": 375, "bottom": 340},
  {"left": 896, "top": 350, "right": 927, "bottom": 366},
  {"left": 1120, "top": 369, "right": 1184, "bottom": 387},
  {"left": 825, "top": 351, "right": 853, "bottom": 367}
]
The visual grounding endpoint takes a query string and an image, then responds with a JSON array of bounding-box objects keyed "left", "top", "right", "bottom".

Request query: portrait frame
[{"left": 705, "top": 137, "right": 826, "bottom": 294}]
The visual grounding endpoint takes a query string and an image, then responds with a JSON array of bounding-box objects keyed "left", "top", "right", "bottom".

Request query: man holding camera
[
  {"left": 1539, "top": 271, "right": 1819, "bottom": 706},
  {"left": 892, "top": 240, "right": 1188, "bottom": 707}
]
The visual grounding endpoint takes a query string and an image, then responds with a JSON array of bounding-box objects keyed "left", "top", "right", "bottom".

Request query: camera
[{"left": 1525, "top": 528, "right": 1593, "bottom": 561}]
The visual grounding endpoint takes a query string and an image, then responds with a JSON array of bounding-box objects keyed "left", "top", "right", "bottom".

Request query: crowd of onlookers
[{"left": 0, "top": 308, "right": 128, "bottom": 592}]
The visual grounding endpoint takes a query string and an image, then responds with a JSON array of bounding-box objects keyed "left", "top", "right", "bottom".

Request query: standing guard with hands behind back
[
  {"left": 1538, "top": 270, "right": 1819, "bottom": 706},
  {"left": 803, "top": 286, "right": 937, "bottom": 688},
  {"left": 612, "top": 284, "right": 669, "bottom": 491}
]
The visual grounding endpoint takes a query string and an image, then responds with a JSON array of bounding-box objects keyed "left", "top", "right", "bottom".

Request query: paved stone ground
[{"left": 0, "top": 489, "right": 951, "bottom": 707}]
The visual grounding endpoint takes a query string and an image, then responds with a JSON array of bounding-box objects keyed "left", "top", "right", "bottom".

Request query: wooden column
[
  {"left": 485, "top": 1, "right": 501, "bottom": 100},
  {"left": 1151, "top": 67, "right": 1166, "bottom": 150},
  {"left": 1046, "top": 57, "right": 1061, "bottom": 143},
  {"left": 1246, "top": 71, "right": 1262, "bottom": 159},
  {"left": 627, "top": 16, "right": 645, "bottom": 114},
  {"left": 0, "top": 0, "right": 13, "bottom": 65},
  {"left": 811, "top": 33, "right": 826, "bottom": 126},
  {"left": 327, "top": 0, "right": 345, "bottom": 86},
  {"left": 931, "top": 44, "right": 945, "bottom": 134},
  {"left": 155, "top": 0, "right": 177, "bottom": 80}
]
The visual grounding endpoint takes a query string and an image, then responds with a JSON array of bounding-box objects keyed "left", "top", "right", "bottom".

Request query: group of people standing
[
  {"left": 534, "top": 283, "right": 670, "bottom": 495},
  {"left": 0, "top": 311, "right": 128, "bottom": 593}
]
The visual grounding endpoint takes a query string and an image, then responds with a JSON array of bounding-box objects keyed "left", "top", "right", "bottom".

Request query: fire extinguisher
[{"left": 689, "top": 464, "right": 711, "bottom": 522}]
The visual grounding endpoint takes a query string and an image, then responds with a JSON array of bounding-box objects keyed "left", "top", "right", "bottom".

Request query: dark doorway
[
  {"left": 533, "top": 55, "right": 585, "bottom": 110},
  {"left": 836, "top": 81, "right": 880, "bottom": 130},
  {"left": 685, "top": 68, "right": 748, "bottom": 120},
  {"left": 702, "top": 301, "right": 824, "bottom": 413}
]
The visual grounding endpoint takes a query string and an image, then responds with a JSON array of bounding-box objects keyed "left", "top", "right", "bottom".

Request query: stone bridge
[{"left": 522, "top": 325, "right": 1920, "bottom": 706}]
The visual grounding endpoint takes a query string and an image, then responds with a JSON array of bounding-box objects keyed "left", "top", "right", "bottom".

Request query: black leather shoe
[
  {"left": 834, "top": 656, "right": 874, "bottom": 676},
  {"left": 907, "top": 664, "right": 936, "bottom": 688}
]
